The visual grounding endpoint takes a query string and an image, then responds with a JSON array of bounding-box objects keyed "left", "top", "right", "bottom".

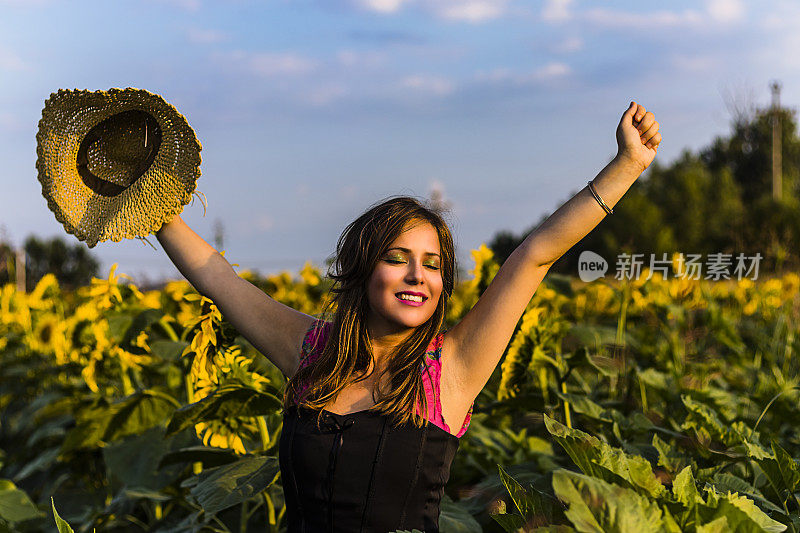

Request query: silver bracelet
[{"left": 588, "top": 180, "right": 613, "bottom": 215}]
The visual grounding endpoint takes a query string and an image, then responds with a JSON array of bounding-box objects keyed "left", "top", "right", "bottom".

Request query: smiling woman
[{"left": 154, "top": 101, "right": 662, "bottom": 531}]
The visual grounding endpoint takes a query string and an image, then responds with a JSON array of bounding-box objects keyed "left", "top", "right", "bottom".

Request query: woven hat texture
[{"left": 36, "top": 87, "right": 202, "bottom": 248}]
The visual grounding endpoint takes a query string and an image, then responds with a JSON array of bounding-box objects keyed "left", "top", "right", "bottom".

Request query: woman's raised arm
[
  {"left": 156, "top": 214, "right": 316, "bottom": 378},
  {"left": 442, "top": 102, "right": 661, "bottom": 407}
]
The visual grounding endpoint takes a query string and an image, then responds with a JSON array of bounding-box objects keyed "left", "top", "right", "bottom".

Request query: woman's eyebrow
[{"left": 386, "top": 247, "right": 441, "bottom": 258}]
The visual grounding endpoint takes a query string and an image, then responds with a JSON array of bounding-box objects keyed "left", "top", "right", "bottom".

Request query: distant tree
[
  {"left": 702, "top": 106, "right": 800, "bottom": 203},
  {"left": 22, "top": 236, "right": 100, "bottom": 291}
]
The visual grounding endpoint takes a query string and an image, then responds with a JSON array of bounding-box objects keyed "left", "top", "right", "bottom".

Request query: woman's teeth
[{"left": 398, "top": 294, "right": 423, "bottom": 302}]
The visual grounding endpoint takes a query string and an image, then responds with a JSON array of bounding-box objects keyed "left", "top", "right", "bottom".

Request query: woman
[{"left": 155, "top": 101, "right": 661, "bottom": 531}]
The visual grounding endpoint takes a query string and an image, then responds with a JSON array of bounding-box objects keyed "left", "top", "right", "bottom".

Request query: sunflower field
[{"left": 1, "top": 245, "right": 799, "bottom": 532}]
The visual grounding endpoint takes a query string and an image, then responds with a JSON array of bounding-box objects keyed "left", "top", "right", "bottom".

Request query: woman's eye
[
  {"left": 384, "top": 257, "right": 405, "bottom": 264},
  {"left": 425, "top": 264, "right": 440, "bottom": 270}
]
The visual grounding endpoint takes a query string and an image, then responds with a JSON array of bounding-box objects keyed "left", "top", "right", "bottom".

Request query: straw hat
[{"left": 36, "top": 87, "right": 202, "bottom": 248}]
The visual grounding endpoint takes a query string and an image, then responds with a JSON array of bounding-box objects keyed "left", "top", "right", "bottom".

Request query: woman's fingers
[
  {"left": 633, "top": 104, "right": 647, "bottom": 124},
  {"left": 640, "top": 119, "right": 659, "bottom": 144},
  {"left": 637, "top": 111, "right": 655, "bottom": 134},
  {"left": 645, "top": 131, "right": 662, "bottom": 150}
]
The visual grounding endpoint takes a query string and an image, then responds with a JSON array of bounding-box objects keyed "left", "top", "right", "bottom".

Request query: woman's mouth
[{"left": 396, "top": 292, "right": 427, "bottom": 307}]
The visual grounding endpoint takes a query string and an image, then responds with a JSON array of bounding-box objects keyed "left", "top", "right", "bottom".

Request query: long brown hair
[{"left": 283, "top": 195, "right": 457, "bottom": 429}]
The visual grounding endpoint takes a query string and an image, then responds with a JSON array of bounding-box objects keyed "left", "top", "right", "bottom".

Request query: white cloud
[
  {"left": 356, "top": 0, "right": 409, "bottom": 13},
  {"left": 706, "top": 0, "right": 745, "bottom": 23},
  {"left": 216, "top": 51, "right": 317, "bottom": 77},
  {"left": 477, "top": 62, "right": 570, "bottom": 85},
  {"left": 186, "top": 27, "right": 228, "bottom": 44},
  {"left": 402, "top": 75, "right": 455, "bottom": 95},
  {"left": 542, "top": 0, "right": 572, "bottom": 22},
  {"left": 554, "top": 36, "right": 583, "bottom": 53},
  {"left": 583, "top": 2, "right": 744, "bottom": 30},
  {"left": 584, "top": 8, "right": 704, "bottom": 28},
  {"left": 435, "top": 0, "right": 508, "bottom": 22},
  {"left": 336, "top": 49, "right": 387, "bottom": 68},
  {"left": 355, "top": 0, "right": 508, "bottom": 22}
]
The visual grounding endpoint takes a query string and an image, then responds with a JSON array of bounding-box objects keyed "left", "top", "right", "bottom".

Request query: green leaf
[
  {"left": 672, "top": 466, "right": 703, "bottom": 506},
  {"left": 555, "top": 392, "right": 612, "bottom": 423},
  {"left": 149, "top": 339, "right": 189, "bottom": 361},
  {"left": 491, "top": 513, "right": 527, "bottom": 532},
  {"left": 166, "top": 384, "right": 282, "bottom": 437},
  {"left": 744, "top": 440, "right": 800, "bottom": 506},
  {"left": 61, "top": 390, "right": 179, "bottom": 453},
  {"left": 190, "top": 455, "right": 280, "bottom": 515},
  {"left": 107, "top": 313, "right": 134, "bottom": 343},
  {"left": 652, "top": 434, "right": 689, "bottom": 477},
  {"left": 103, "top": 425, "right": 195, "bottom": 491},
  {"left": 121, "top": 308, "right": 165, "bottom": 346},
  {"left": 439, "top": 494, "right": 482, "bottom": 533},
  {"left": 51, "top": 498, "right": 74, "bottom": 533},
  {"left": 497, "top": 464, "right": 554, "bottom": 524},
  {"left": 696, "top": 516, "right": 730, "bottom": 533},
  {"left": 544, "top": 415, "right": 665, "bottom": 499},
  {"left": 681, "top": 395, "right": 739, "bottom": 448},
  {"left": 701, "top": 489, "right": 787, "bottom": 532},
  {"left": 552, "top": 470, "right": 667, "bottom": 533},
  {"left": 0, "top": 480, "right": 42, "bottom": 523},
  {"left": 157, "top": 445, "right": 240, "bottom": 469}
]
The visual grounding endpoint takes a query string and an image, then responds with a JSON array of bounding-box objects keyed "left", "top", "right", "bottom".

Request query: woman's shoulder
[
  {"left": 423, "top": 331, "right": 445, "bottom": 361},
  {"left": 299, "top": 319, "right": 332, "bottom": 368}
]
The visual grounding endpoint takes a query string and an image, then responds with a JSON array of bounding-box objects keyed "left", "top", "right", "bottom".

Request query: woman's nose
[{"left": 405, "top": 261, "right": 424, "bottom": 282}]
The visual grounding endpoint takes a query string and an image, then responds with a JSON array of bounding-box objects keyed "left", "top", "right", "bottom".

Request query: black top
[{"left": 279, "top": 404, "right": 461, "bottom": 532}]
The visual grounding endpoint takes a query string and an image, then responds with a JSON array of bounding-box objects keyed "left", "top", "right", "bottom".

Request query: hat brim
[{"left": 36, "top": 87, "right": 202, "bottom": 248}]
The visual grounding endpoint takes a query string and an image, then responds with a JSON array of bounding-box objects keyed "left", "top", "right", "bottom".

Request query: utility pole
[
  {"left": 428, "top": 182, "right": 452, "bottom": 214},
  {"left": 213, "top": 218, "right": 224, "bottom": 250},
  {"left": 15, "top": 248, "right": 26, "bottom": 293},
  {"left": 771, "top": 80, "right": 782, "bottom": 201}
]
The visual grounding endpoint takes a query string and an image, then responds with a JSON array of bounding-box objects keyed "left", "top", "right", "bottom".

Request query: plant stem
[{"left": 257, "top": 416, "right": 270, "bottom": 452}]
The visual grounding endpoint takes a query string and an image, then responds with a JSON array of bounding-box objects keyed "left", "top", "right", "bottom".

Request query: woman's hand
[{"left": 615, "top": 101, "right": 661, "bottom": 174}]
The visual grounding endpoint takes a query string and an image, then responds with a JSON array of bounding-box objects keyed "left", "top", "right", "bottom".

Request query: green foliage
[{"left": 4, "top": 256, "right": 800, "bottom": 532}]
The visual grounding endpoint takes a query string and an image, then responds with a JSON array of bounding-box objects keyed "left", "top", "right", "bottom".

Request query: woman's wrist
[{"left": 612, "top": 150, "right": 649, "bottom": 177}]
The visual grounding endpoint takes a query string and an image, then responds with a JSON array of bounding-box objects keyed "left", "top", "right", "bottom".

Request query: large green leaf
[
  {"left": 744, "top": 440, "right": 800, "bottom": 508},
  {"left": 166, "top": 384, "right": 282, "bottom": 437},
  {"left": 544, "top": 415, "right": 665, "bottom": 499},
  {"left": 672, "top": 466, "right": 703, "bottom": 506},
  {"left": 700, "top": 488, "right": 787, "bottom": 532},
  {"left": 696, "top": 516, "right": 731, "bottom": 533},
  {"left": 189, "top": 455, "right": 280, "bottom": 515},
  {"left": 60, "top": 389, "right": 180, "bottom": 453},
  {"left": 551, "top": 470, "right": 672, "bottom": 533},
  {"left": 0, "top": 480, "right": 42, "bottom": 523},
  {"left": 439, "top": 494, "right": 482, "bottom": 533},
  {"left": 103, "top": 425, "right": 196, "bottom": 491},
  {"left": 157, "top": 445, "right": 240, "bottom": 469},
  {"left": 497, "top": 464, "right": 554, "bottom": 524}
]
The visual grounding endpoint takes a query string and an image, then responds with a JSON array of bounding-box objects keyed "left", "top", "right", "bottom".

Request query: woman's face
[{"left": 366, "top": 220, "right": 444, "bottom": 335}]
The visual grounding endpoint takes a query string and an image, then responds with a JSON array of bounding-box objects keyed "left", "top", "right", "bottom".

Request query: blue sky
[{"left": 1, "top": 0, "right": 797, "bottom": 285}]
